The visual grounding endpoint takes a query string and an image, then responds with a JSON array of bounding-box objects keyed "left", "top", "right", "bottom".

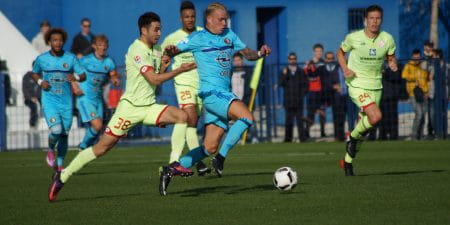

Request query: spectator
[
  {"left": 31, "top": 20, "right": 51, "bottom": 54},
  {"left": 306, "top": 43, "right": 327, "bottom": 137},
  {"left": 402, "top": 49, "right": 429, "bottom": 140},
  {"left": 325, "top": 52, "right": 346, "bottom": 141},
  {"left": 0, "top": 60, "right": 12, "bottom": 106},
  {"left": 279, "top": 52, "right": 308, "bottom": 142},
  {"left": 70, "top": 18, "right": 95, "bottom": 58},
  {"left": 421, "top": 41, "right": 435, "bottom": 138},
  {"left": 232, "top": 53, "right": 258, "bottom": 143},
  {"left": 22, "top": 62, "right": 41, "bottom": 129},
  {"left": 378, "top": 61, "right": 403, "bottom": 140}
]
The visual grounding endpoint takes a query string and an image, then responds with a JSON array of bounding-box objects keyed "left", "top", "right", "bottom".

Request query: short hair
[
  {"left": 138, "top": 12, "right": 161, "bottom": 35},
  {"left": 325, "top": 51, "right": 334, "bottom": 57},
  {"left": 288, "top": 52, "right": 297, "bottom": 58},
  {"left": 204, "top": 2, "right": 227, "bottom": 19},
  {"left": 40, "top": 20, "right": 51, "bottom": 28},
  {"left": 433, "top": 48, "right": 443, "bottom": 59},
  {"left": 365, "top": 5, "right": 383, "bottom": 17},
  {"left": 80, "top": 18, "right": 90, "bottom": 24},
  {"left": 180, "top": 1, "right": 195, "bottom": 13},
  {"left": 92, "top": 34, "right": 109, "bottom": 45},
  {"left": 412, "top": 49, "right": 421, "bottom": 55},
  {"left": 233, "top": 52, "right": 243, "bottom": 59},
  {"left": 424, "top": 40, "right": 434, "bottom": 48},
  {"left": 313, "top": 43, "right": 323, "bottom": 50},
  {"left": 45, "top": 28, "right": 68, "bottom": 44}
]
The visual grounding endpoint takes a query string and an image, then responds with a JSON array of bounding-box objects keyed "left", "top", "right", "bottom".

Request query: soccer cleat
[
  {"left": 48, "top": 171, "right": 64, "bottom": 202},
  {"left": 196, "top": 161, "right": 211, "bottom": 176},
  {"left": 339, "top": 159, "right": 355, "bottom": 176},
  {"left": 159, "top": 162, "right": 193, "bottom": 196},
  {"left": 345, "top": 136, "right": 362, "bottom": 158},
  {"left": 46, "top": 151, "right": 55, "bottom": 168},
  {"left": 212, "top": 155, "right": 225, "bottom": 178}
]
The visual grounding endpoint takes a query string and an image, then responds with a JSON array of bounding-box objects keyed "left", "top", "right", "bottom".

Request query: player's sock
[
  {"left": 60, "top": 147, "right": 97, "bottom": 183},
  {"left": 179, "top": 145, "right": 209, "bottom": 169},
  {"left": 186, "top": 127, "right": 200, "bottom": 150},
  {"left": 48, "top": 124, "right": 63, "bottom": 150},
  {"left": 56, "top": 134, "right": 68, "bottom": 168},
  {"left": 80, "top": 127, "right": 99, "bottom": 150},
  {"left": 218, "top": 118, "right": 253, "bottom": 158},
  {"left": 350, "top": 114, "right": 373, "bottom": 140},
  {"left": 344, "top": 153, "right": 353, "bottom": 163},
  {"left": 169, "top": 123, "right": 188, "bottom": 163}
]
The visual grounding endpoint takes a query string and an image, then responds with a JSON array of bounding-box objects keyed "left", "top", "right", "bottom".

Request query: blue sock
[
  {"left": 56, "top": 134, "right": 68, "bottom": 167},
  {"left": 179, "top": 146, "right": 209, "bottom": 168},
  {"left": 80, "top": 127, "right": 99, "bottom": 149},
  {"left": 48, "top": 124, "right": 63, "bottom": 150},
  {"left": 218, "top": 118, "right": 253, "bottom": 158}
]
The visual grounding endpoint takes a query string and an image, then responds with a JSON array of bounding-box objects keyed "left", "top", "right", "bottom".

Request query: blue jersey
[
  {"left": 79, "top": 53, "right": 116, "bottom": 101},
  {"left": 176, "top": 28, "right": 246, "bottom": 92},
  {"left": 32, "top": 51, "right": 84, "bottom": 106}
]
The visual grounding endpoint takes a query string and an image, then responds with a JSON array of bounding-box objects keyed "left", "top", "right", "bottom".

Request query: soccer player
[
  {"left": 48, "top": 12, "right": 196, "bottom": 202},
  {"left": 32, "top": 28, "right": 86, "bottom": 171},
  {"left": 161, "top": 1, "right": 210, "bottom": 175},
  {"left": 77, "top": 34, "right": 120, "bottom": 150},
  {"left": 160, "top": 2, "right": 271, "bottom": 195},
  {"left": 337, "top": 5, "right": 398, "bottom": 176}
]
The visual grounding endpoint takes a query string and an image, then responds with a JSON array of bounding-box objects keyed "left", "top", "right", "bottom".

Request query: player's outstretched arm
[
  {"left": 240, "top": 45, "right": 271, "bottom": 61},
  {"left": 141, "top": 63, "right": 196, "bottom": 86},
  {"left": 337, "top": 48, "right": 355, "bottom": 78}
]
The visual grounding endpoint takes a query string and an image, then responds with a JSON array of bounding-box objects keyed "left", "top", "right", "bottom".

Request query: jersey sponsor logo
[
  {"left": 134, "top": 55, "right": 142, "bottom": 64},
  {"left": 179, "top": 38, "right": 189, "bottom": 44},
  {"left": 369, "top": 49, "right": 377, "bottom": 56},
  {"left": 378, "top": 40, "right": 385, "bottom": 48},
  {"left": 220, "top": 70, "right": 231, "bottom": 77},
  {"left": 216, "top": 51, "right": 231, "bottom": 68},
  {"left": 63, "top": 63, "right": 68, "bottom": 68},
  {"left": 224, "top": 38, "right": 231, "bottom": 44},
  {"left": 104, "top": 66, "right": 109, "bottom": 71}
]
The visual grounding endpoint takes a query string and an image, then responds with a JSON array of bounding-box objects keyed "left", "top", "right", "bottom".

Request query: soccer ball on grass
[{"left": 273, "top": 167, "right": 298, "bottom": 190}]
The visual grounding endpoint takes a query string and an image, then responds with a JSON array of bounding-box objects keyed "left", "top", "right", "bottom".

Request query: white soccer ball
[{"left": 273, "top": 167, "right": 298, "bottom": 190}]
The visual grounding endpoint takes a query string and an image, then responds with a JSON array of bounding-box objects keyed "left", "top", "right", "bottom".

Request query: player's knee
[
  {"left": 91, "top": 121, "right": 103, "bottom": 132},
  {"left": 369, "top": 112, "right": 382, "bottom": 125},
  {"left": 187, "top": 115, "right": 198, "bottom": 127},
  {"left": 177, "top": 111, "right": 188, "bottom": 123}
]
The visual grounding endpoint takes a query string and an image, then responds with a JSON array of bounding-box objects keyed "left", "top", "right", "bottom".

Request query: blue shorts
[
  {"left": 42, "top": 102, "right": 73, "bottom": 134},
  {"left": 77, "top": 97, "right": 103, "bottom": 123},
  {"left": 199, "top": 90, "right": 237, "bottom": 131}
]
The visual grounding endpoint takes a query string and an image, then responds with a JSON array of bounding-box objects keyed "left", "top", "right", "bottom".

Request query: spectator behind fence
[
  {"left": 22, "top": 62, "right": 41, "bottom": 129},
  {"left": 402, "top": 49, "right": 429, "bottom": 140},
  {"left": 306, "top": 43, "right": 327, "bottom": 138},
  {"left": 71, "top": 18, "right": 95, "bottom": 58},
  {"left": 421, "top": 40, "right": 435, "bottom": 138},
  {"left": 32, "top": 20, "right": 51, "bottom": 54},
  {"left": 325, "top": 52, "right": 346, "bottom": 141},
  {"left": 378, "top": 61, "right": 403, "bottom": 140},
  {"left": 279, "top": 52, "right": 308, "bottom": 142},
  {"left": 231, "top": 53, "right": 259, "bottom": 143}
]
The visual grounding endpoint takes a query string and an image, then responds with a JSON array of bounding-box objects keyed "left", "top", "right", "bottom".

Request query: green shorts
[
  {"left": 174, "top": 84, "right": 202, "bottom": 115},
  {"left": 105, "top": 99, "right": 168, "bottom": 137},
  {"left": 347, "top": 85, "right": 382, "bottom": 111}
]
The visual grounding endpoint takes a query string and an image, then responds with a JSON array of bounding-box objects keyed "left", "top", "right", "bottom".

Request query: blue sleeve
[
  {"left": 32, "top": 57, "right": 41, "bottom": 73},
  {"left": 230, "top": 30, "right": 246, "bottom": 51},
  {"left": 108, "top": 58, "right": 116, "bottom": 71},
  {"left": 73, "top": 57, "right": 85, "bottom": 75},
  {"left": 176, "top": 32, "right": 200, "bottom": 52}
]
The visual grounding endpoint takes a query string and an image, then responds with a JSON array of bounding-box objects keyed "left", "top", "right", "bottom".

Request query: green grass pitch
[{"left": 1, "top": 141, "right": 449, "bottom": 225}]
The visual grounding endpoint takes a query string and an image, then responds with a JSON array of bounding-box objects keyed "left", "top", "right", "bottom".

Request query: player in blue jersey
[
  {"left": 77, "top": 34, "right": 120, "bottom": 150},
  {"left": 32, "top": 28, "right": 86, "bottom": 171},
  {"left": 159, "top": 2, "right": 271, "bottom": 195}
]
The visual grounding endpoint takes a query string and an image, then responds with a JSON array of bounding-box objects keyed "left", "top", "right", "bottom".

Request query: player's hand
[
  {"left": 388, "top": 60, "right": 398, "bottom": 72},
  {"left": 40, "top": 80, "right": 51, "bottom": 91},
  {"left": 283, "top": 68, "right": 288, "bottom": 75},
  {"left": 179, "top": 63, "right": 196, "bottom": 72},
  {"left": 259, "top": 45, "right": 271, "bottom": 57},
  {"left": 164, "top": 45, "right": 180, "bottom": 57},
  {"left": 343, "top": 67, "right": 356, "bottom": 78}
]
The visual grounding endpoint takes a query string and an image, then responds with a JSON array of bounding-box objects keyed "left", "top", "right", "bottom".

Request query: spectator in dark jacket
[
  {"left": 22, "top": 63, "right": 41, "bottom": 128},
  {"left": 279, "top": 52, "right": 308, "bottom": 142},
  {"left": 70, "top": 18, "right": 95, "bottom": 58}
]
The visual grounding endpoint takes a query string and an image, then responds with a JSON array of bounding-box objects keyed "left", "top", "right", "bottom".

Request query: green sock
[
  {"left": 186, "top": 127, "right": 199, "bottom": 150},
  {"left": 60, "top": 147, "right": 96, "bottom": 183},
  {"left": 344, "top": 153, "right": 353, "bottom": 163},
  {"left": 170, "top": 123, "right": 187, "bottom": 163},
  {"left": 350, "top": 114, "right": 373, "bottom": 139}
]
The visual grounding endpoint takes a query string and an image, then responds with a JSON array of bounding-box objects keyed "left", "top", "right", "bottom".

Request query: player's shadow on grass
[
  {"left": 358, "top": 169, "right": 445, "bottom": 177},
  {"left": 171, "top": 185, "right": 238, "bottom": 197},
  {"left": 59, "top": 192, "right": 147, "bottom": 202},
  {"left": 76, "top": 170, "right": 133, "bottom": 176},
  {"left": 205, "top": 171, "right": 273, "bottom": 180}
]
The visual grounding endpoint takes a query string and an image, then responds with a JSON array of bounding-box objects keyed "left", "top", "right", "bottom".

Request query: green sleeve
[{"left": 340, "top": 34, "right": 353, "bottom": 52}]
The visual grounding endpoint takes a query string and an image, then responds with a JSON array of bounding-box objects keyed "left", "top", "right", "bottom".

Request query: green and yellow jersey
[
  {"left": 162, "top": 27, "right": 202, "bottom": 89},
  {"left": 341, "top": 29, "right": 396, "bottom": 90},
  {"left": 122, "top": 39, "right": 162, "bottom": 106}
]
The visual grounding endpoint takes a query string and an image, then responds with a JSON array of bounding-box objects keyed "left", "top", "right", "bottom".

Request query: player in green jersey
[
  {"left": 336, "top": 5, "right": 398, "bottom": 176},
  {"left": 161, "top": 1, "right": 211, "bottom": 176},
  {"left": 48, "top": 12, "right": 196, "bottom": 202}
]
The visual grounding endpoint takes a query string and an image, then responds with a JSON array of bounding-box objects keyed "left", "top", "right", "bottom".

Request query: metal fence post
[
  {"left": 433, "top": 59, "right": 445, "bottom": 139},
  {"left": 0, "top": 72, "right": 6, "bottom": 151}
]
